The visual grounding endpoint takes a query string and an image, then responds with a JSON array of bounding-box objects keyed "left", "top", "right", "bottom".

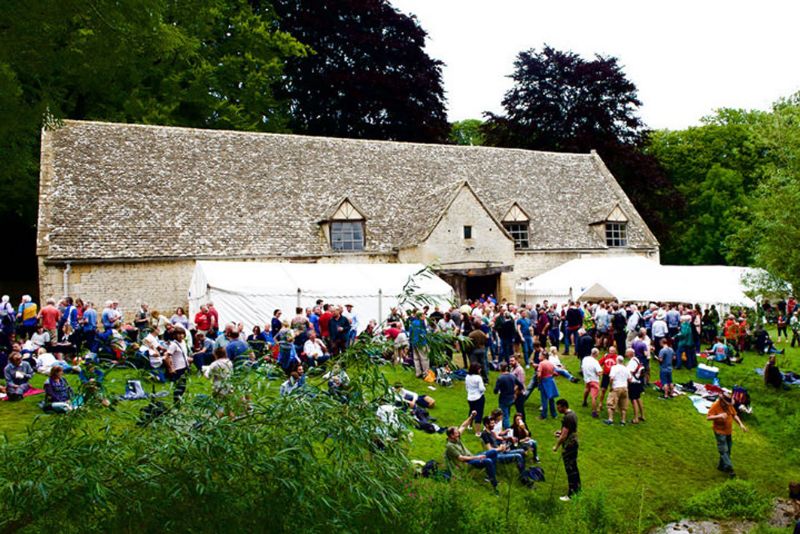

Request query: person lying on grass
[
  {"left": 393, "top": 383, "right": 435, "bottom": 409},
  {"left": 444, "top": 411, "right": 499, "bottom": 490}
]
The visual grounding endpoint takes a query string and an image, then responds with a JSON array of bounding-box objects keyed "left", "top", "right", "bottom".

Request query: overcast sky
[{"left": 391, "top": 0, "right": 800, "bottom": 130}]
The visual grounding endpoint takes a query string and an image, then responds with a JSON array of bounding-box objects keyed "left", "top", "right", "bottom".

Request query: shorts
[
  {"left": 607, "top": 387, "right": 629, "bottom": 411},
  {"left": 601, "top": 374, "right": 610, "bottom": 389},
  {"left": 660, "top": 370, "right": 673, "bottom": 386},
  {"left": 584, "top": 381, "right": 599, "bottom": 400},
  {"left": 629, "top": 382, "right": 643, "bottom": 401},
  {"left": 416, "top": 396, "right": 431, "bottom": 409}
]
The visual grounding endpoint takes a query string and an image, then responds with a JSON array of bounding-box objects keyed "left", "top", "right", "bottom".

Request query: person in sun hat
[{"left": 706, "top": 389, "right": 747, "bottom": 477}]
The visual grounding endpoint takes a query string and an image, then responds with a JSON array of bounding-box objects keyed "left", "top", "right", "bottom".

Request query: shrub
[{"left": 684, "top": 479, "right": 772, "bottom": 521}]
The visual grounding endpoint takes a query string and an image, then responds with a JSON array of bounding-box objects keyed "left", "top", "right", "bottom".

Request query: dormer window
[
  {"left": 331, "top": 221, "right": 364, "bottom": 251},
  {"left": 324, "top": 198, "right": 366, "bottom": 252},
  {"left": 605, "top": 222, "right": 627, "bottom": 247},
  {"left": 502, "top": 203, "right": 530, "bottom": 250}
]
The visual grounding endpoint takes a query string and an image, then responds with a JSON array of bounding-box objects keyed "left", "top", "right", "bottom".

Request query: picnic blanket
[
  {"left": 0, "top": 387, "right": 45, "bottom": 401},
  {"left": 689, "top": 395, "right": 714, "bottom": 415}
]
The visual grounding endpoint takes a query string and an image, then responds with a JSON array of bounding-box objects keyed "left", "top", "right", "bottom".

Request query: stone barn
[{"left": 37, "top": 120, "right": 659, "bottom": 316}]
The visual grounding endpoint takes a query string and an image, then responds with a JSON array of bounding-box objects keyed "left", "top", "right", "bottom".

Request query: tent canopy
[
  {"left": 517, "top": 256, "right": 759, "bottom": 308},
  {"left": 189, "top": 261, "right": 454, "bottom": 331}
]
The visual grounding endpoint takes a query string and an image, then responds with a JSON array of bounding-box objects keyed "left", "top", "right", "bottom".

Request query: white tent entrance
[
  {"left": 188, "top": 261, "right": 454, "bottom": 332},
  {"left": 517, "top": 257, "right": 759, "bottom": 310}
]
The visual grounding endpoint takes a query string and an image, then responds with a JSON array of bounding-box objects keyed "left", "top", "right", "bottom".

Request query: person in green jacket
[{"left": 675, "top": 315, "right": 697, "bottom": 370}]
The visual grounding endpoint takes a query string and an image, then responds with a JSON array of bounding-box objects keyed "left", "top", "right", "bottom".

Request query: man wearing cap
[
  {"left": 343, "top": 303, "right": 359, "bottom": 333},
  {"left": 706, "top": 390, "right": 747, "bottom": 476}
]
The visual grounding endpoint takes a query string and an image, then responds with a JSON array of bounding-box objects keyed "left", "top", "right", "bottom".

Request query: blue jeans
[
  {"left": 540, "top": 388, "right": 556, "bottom": 418},
  {"left": 496, "top": 450, "right": 525, "bottom": 472},
  {"left": 714, "top": 432, "right": 733, "bottom": 471},
  {"left": 501, "top": 338, "right": 514, "bottom": 364},
  {"left": 521, "top": 337, "right": 534, "bottom": 366},
  {"left": 499, "top": 401, "right": 513, "bottom": 429},
  {"left": 555, "top": 368, "right": 575, "bottom": 381},
  {"left": 549, "top": 328, "right": 560, "bottom": 350},
  {"left": 563, "top": 329, "right": 579, "bottom": 354},
  {"left": 467, "top": 448, "right": 498, "bottom": 485}
]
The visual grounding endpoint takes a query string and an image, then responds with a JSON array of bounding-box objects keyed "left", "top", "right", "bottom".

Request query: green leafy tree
[
  {"left": 735, "top": 93, "right": 800, "bottom": 290},
  {"left": 0, "top": 0, "right": 307, "bottom": 285},
  {"left": 646, "top": 108, "right": 770, "bottom": 264},
  {"left": 450, "top": 119, "right": 485, "bottom": 146},
  {"left": 482, "top": 45, "right": 681, "bottom": 243}
]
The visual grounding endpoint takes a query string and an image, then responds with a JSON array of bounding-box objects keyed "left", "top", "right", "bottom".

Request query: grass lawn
[{"left": 2, "top": 333, "right": 799, "bottom": 531}]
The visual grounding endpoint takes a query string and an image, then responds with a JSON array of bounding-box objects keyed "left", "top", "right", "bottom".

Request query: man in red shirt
[
  {"left": 206, "top": 302, "right": 219, "bottom": 337},
  {"left": 39, "top": 298, "right": 61, "bottom": 341},
  {"left": 598, "top": 346, "right": 618, "bottom": 408},
  {"left": 194, "top": 305, "right": 211, "bottom": 333},
  {"left": 319, "top": 304, "right": 333, "bottom": 345}
]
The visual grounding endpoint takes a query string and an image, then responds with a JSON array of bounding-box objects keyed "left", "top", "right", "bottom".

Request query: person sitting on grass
[
  {"left": 479, "top": 416, "right": 526, "bottom": 473},
  {"left": 755, "top": 326, "right": 784, "bottom": 355},
  {"left": 709, "top": 336, "right": 733, "bottom": 365},
  {"left": 547, "top": 347, "right": 580, "bottom": 383},
  {"left": 511, "top": 412, "right": 539, "bottom": 462},
  {"left": 763, "top": 355, "right": 784, "bottom": 389},
  {"left": 4, "top": 351, "right": 33, "bottom": 401},
  {"left": 43, "top": 366, "right": 74, "bottom": 413},
  {"left": 279, "top": 365, "right": 306, "bottom": 397},
  {"left": 393, "top": 383, "right": 435, "bottom": 409},
  {"left": 303, "top": 330, "right": 331, "bottom": 367},
  {"left": 444, "top": 411, "right": 498, "bottom": 490}
]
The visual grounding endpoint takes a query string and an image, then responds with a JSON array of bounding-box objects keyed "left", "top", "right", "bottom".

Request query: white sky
[{"left": 391, "top": 0, "right": 800, "bottom": 130}]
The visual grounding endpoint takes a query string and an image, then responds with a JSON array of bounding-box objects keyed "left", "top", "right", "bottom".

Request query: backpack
[
  {"left": 421, "top": 460, "right": 439, "bottom": 478},
  {"left": 435, "top": 367, "right": 453, "bottom": 387},
  {"left": 519, "top": 466, "right": 545, "bottom": 487},
  {"left": 137, "top": 400, "right": 167, "bottom": 426}
]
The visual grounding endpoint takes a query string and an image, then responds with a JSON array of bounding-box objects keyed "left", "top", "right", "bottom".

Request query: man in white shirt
[
  {"left": 651, "top": 311, "right": 669, "bottom": 348},
  {"left": 581, "top": 348, "right": 603, "bottom": 418},
  {"left": 626, "top": 305, "right": 641, "bottom": 348},
  {"left": 343, "top": 303, "right": 359, "bottom": 333},
  {"left": 303, "top": 330, "right": 330, "bottom": 367},
  {"left": 604, "top": 355, "right": 631, "bottom": 426}
]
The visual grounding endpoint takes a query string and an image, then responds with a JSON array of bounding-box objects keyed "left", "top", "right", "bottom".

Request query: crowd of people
[{"left": 0, "top": 292, "right": 793, "bottom": 497}]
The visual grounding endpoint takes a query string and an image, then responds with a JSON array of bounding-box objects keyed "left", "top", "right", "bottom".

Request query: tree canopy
[
  {"left": 270, "top": 0, "right": 449, "bottom": 143},
  {"left": 450, "top": 119, "right": 485, "bottom": 146},
  {"left": 482, "top": 45, "right": 681, "bottom": 243},
  {"left": 0, "top": 0, "right": 307, "bottom": 279}
]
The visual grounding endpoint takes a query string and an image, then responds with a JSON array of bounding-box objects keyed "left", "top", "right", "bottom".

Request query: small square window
[
  {"left": 605, "top": 222, "right": 627, "bottom": 247},
  {"left": 463, "top": 225, "right": 472, "bottom": 239}
]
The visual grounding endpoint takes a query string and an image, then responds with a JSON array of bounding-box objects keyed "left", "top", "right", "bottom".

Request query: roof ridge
[{"left": 60, "top": 119, "right": 597, "bottom": 158}]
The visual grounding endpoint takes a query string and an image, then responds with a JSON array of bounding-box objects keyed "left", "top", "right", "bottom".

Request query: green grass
[{"left": 2, "top": 334, "right": 799, "bottom": 531}]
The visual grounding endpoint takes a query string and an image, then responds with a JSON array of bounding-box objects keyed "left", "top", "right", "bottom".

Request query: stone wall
[
  {"left": 39, "top": 259, "right": 196, "bottom": 320},
  {"left": 38, "top": 254, "right": 399, "bottom": 321},
  {"left": 398, "top": 184, "right": 515, "bottom": 272}
]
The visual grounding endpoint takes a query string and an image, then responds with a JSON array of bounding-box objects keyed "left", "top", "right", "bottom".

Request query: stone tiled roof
[{"left": 38, "top": 120, "right": 658, "bottom": 262}]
